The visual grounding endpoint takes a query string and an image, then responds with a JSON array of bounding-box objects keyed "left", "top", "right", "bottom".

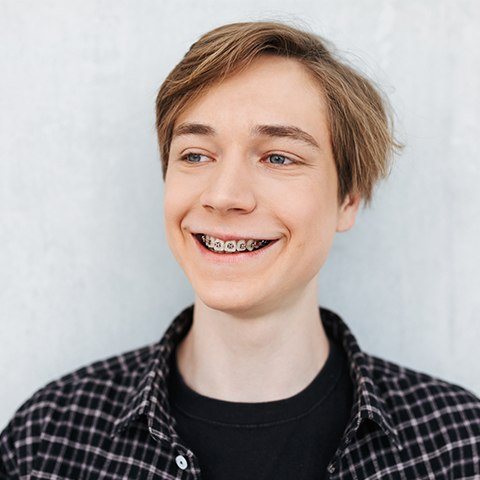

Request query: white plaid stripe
[{"left": 1, "top": 305, "right": 479, "bottom": 479}]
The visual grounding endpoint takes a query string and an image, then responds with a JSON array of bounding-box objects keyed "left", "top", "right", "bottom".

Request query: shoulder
[
  {"left": 0, "top": 341, "right": 158, "bottom": 476},
  {"left": 14, "top": 340, "right": 157, "bottom": 413},
  {"left": 4, "top": 340, "right": 158, "bottom": 422},
  {"left": 366, "top": 353, "right": 480, "bottom": 448},
  {"left": 368, "top": 352, "right": 480, "bottom": 408}
]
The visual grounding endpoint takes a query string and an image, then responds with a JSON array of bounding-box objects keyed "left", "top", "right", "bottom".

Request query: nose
[{"left": 199, "top": 154, "right": 256, "bottom": 215}]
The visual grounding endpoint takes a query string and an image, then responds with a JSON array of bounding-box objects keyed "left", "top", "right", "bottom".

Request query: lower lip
[{"left": 191, "top": 234, "right": 280, "bottom": 264}]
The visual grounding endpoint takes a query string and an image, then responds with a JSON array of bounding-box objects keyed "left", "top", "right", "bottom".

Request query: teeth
[
  {"left": 213, "top": 239, "right": 224, "bottom": 252},
  {"left": 236, "top": 239, "right": 247, "bottom": 251},
  {"left": 224, "top": 240, "right": 237, "bottom": 252},
  {"left": 200, "top": 235, "right": 271, "bottom": 253}
]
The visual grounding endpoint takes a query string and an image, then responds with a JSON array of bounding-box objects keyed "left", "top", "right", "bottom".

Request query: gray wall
[{"left": 1, "top": 0, "right": 479, "bottom": 429}]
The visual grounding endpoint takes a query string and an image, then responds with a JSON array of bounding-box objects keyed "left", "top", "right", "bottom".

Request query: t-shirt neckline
[{"left": 167, "top": 338, "right": 346, "bottom": 427}]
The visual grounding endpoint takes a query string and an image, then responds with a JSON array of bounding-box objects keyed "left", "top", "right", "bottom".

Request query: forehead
[{"left": 172, "top": 55, "right": 329, "bottom": 143}]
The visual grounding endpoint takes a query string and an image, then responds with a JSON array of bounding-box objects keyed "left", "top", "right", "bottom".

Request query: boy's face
[{"left": 163, "top": 55, "right": 360, "bottom": 315}]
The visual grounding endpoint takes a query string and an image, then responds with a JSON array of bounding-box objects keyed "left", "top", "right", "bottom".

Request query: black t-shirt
[{"left": 167, "top": 337, "right": 354, "bottom": 480}]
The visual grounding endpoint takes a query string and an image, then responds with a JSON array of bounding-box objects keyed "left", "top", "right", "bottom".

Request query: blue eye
[
  {"left": 266, "top": 153, "right": 294, "bottom": 166},
  {"left": 179, "top": 152, "right": 296, "bottom": 166},
  {"left": 180, "top": 152, "right": 209, "bottom": 163}
]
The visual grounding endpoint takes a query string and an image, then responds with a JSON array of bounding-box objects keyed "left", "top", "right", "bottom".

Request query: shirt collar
[
  {"left": 320, "top": 307, "right": 403, "bottom": 451},
  {"left": 110, "top": 305, "right": 193, "bottom": 449},
  {"left": 111, "top": 304, "right": 403, "bottom": 451}
]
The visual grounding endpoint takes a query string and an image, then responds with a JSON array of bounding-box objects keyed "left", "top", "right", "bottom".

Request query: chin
[
  {"left": 196, "top": 288, "right": 281, "bottom": 318},
  {"left": 197, "top": 288, "right": 254, "bottom": 312},
  {"left": 195, "top": 285, "right": 274, "bottom": 318}
]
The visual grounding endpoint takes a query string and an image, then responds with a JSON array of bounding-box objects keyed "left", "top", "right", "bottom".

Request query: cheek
[
  {"left": 163, "top": 177, "right": 189, "bottom": 241},
  {"left": 163, "top": 187, "right": 176, "bottom": 231},
  {"left": 283, "top": 182, "right": 336, "bottom": 237},
  {"left": 280, "top": 185, "right": 338, "bottom": 267}
]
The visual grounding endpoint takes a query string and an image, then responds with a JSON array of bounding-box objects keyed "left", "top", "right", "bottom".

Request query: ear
[{"left": 336, "top": 193, "right": 362, "bottom": 232}]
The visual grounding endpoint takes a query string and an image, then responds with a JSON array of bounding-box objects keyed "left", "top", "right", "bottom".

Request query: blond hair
[{"left": 155, "top": 21, "right": 402, "bottom": 206}]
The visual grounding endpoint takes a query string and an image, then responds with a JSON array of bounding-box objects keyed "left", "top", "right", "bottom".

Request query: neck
[{"left": 175, "top": 278, "right": 330, "bottom": 402}]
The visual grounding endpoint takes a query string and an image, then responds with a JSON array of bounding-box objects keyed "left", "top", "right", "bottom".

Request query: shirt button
[{"left": 175, "top": 454, "right": 188, "bottom": 470}]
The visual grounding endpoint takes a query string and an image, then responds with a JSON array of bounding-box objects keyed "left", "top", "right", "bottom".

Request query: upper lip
[{"left": 191, "top": 230, "right": 280, "bottom": 242}]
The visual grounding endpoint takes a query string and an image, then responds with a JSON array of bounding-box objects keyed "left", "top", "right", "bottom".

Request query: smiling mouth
[{"left": 193, "top": 233, "right": 276, "bottom": 254}]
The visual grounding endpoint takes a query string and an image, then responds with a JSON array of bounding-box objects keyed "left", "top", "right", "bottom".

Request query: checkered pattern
[{"left": 1, "top": 304, "right": 479, "bottom": 479}]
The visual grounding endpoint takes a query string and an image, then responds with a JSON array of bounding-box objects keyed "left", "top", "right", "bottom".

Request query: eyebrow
[{"left": 171, "top": 122, "right": 321, "bottom": 150}]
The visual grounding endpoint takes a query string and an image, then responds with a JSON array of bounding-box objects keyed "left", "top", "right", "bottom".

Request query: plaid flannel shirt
[{"left": 1, "top": 304, "right": 479, "bottom": 479}]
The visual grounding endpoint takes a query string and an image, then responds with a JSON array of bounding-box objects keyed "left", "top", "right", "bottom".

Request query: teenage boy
[{"left": 1, "top": 21, "right": 479, "bottom": 480}]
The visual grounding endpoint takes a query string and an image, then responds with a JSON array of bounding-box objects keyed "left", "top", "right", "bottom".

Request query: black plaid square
[{"left": 1, "top": 305, "right": 479, "bottom": 479}]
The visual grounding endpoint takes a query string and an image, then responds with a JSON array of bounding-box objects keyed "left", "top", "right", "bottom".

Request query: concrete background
[{"left": 1, "top": 0, "right": 479, "bottom": 430}]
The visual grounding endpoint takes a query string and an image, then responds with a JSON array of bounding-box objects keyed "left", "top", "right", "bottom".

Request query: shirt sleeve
[
  {"left": 0, "top": 420, "right": 20, "bottom": 480},
  {"left": 0, "top": 385, "right": 55, "bottom": 480}
]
